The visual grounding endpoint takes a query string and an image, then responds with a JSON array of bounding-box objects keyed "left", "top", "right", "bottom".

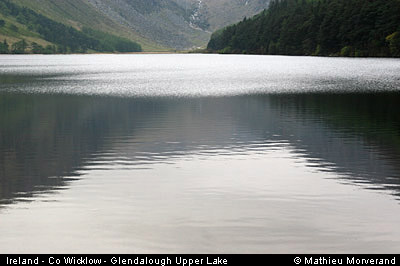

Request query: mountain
[
  {"left": 207, "top": 0, "right": 400, "bottom": 57},
  {"left": 84, "top": 0, "right": 207, "bottom": 49},
  {"left": 0, "top": 0, "right": 270, "bottom": 52},
  {"left": 71, "top": 0, "right": 270, "bottom": 49}
]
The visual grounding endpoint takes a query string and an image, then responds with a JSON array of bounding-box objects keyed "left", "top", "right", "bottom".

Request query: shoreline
[{"left": 1, "top": 51, "right": 399, "bottom": 58}]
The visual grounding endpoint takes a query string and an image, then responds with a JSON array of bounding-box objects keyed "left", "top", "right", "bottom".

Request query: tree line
[
  {"left": 207, "top": 0, "right": 400, "bottom": 57},
  {"left": 0, "top": 39, "right": 60, "bottom": 54},
  {"left": 0, "top": 0, "right": 141, "bottom": 54}
]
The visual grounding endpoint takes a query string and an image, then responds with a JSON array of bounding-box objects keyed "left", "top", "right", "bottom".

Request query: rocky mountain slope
[
  {"left": 194, "top": 0, "right": 270, "bottom": 31},
  {"left": 83, "top": 0, "right": 270, "bottom": 49}
]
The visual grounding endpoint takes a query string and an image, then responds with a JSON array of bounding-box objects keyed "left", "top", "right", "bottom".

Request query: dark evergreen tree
[
  {"left": 0, "top": 39, "right": 9, "bottom": 53},
  {"left": 11, "top": 39, "right": 27, "bottom": 54}
]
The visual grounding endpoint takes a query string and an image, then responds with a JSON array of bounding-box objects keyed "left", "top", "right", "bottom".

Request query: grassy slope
[
  {"left": 9, "top": 0, "right": 167, "bottom": 51},
  {"left": 0, "top": 13, "right": 52, "bottom": 47}
]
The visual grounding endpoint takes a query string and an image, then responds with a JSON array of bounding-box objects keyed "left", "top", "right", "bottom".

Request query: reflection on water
[
  {"left": 1, "top": 93, "right": 400, "bottom": 205},
  {"left": 269, "top": 93, "right": 400, "bottom": 194},
  {"left": 1, "top": 55, "right": 400, "bottom": 253}
]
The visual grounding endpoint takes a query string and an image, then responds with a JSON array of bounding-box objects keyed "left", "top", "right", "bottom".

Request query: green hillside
[
  {"left": 0, "top": 0, "right": 168, "bottom": 53},
  {"left": 10, "top": 0, "right": 165, "bottom": 51},
  {"left": 208, "top": 0, "right": 400, "bottom": 57}
]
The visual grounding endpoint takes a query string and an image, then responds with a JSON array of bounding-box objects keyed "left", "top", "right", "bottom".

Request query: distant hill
[
  {"left": 80, "top": 0, "right": 270, "bottom": 49},
  {"left": 0, "top": 0, "right": 143, "bottom": 53},
  {"left": 0, "top": 0, "right": 270, "bottom": 52},
  {"left": 208, "top": 0, "right": 400, "bottom": 57},
  {"left": 84, "top": 0, "right": 206, "bottom": 49}
]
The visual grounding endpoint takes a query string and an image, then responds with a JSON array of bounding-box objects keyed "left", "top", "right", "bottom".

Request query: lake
[{"left": 0, "top": 54, "right": 400, "bottom": 253}]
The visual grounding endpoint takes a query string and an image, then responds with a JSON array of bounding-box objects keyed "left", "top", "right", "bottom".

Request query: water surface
[{"left": 0, "top": 54, "right": 400, "bottom": 253}]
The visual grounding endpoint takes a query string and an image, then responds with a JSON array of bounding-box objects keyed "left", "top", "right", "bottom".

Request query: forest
[
  {"left": 0, "top": 0, "right": 141, "bottom": 54},
  {"left": 207, "top": 0, "right": 400, "bottom": 57}
]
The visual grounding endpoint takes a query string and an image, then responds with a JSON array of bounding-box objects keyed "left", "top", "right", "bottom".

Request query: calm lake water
[{"left": 1, "top": 54, "right": 400, "bottom": 253}]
